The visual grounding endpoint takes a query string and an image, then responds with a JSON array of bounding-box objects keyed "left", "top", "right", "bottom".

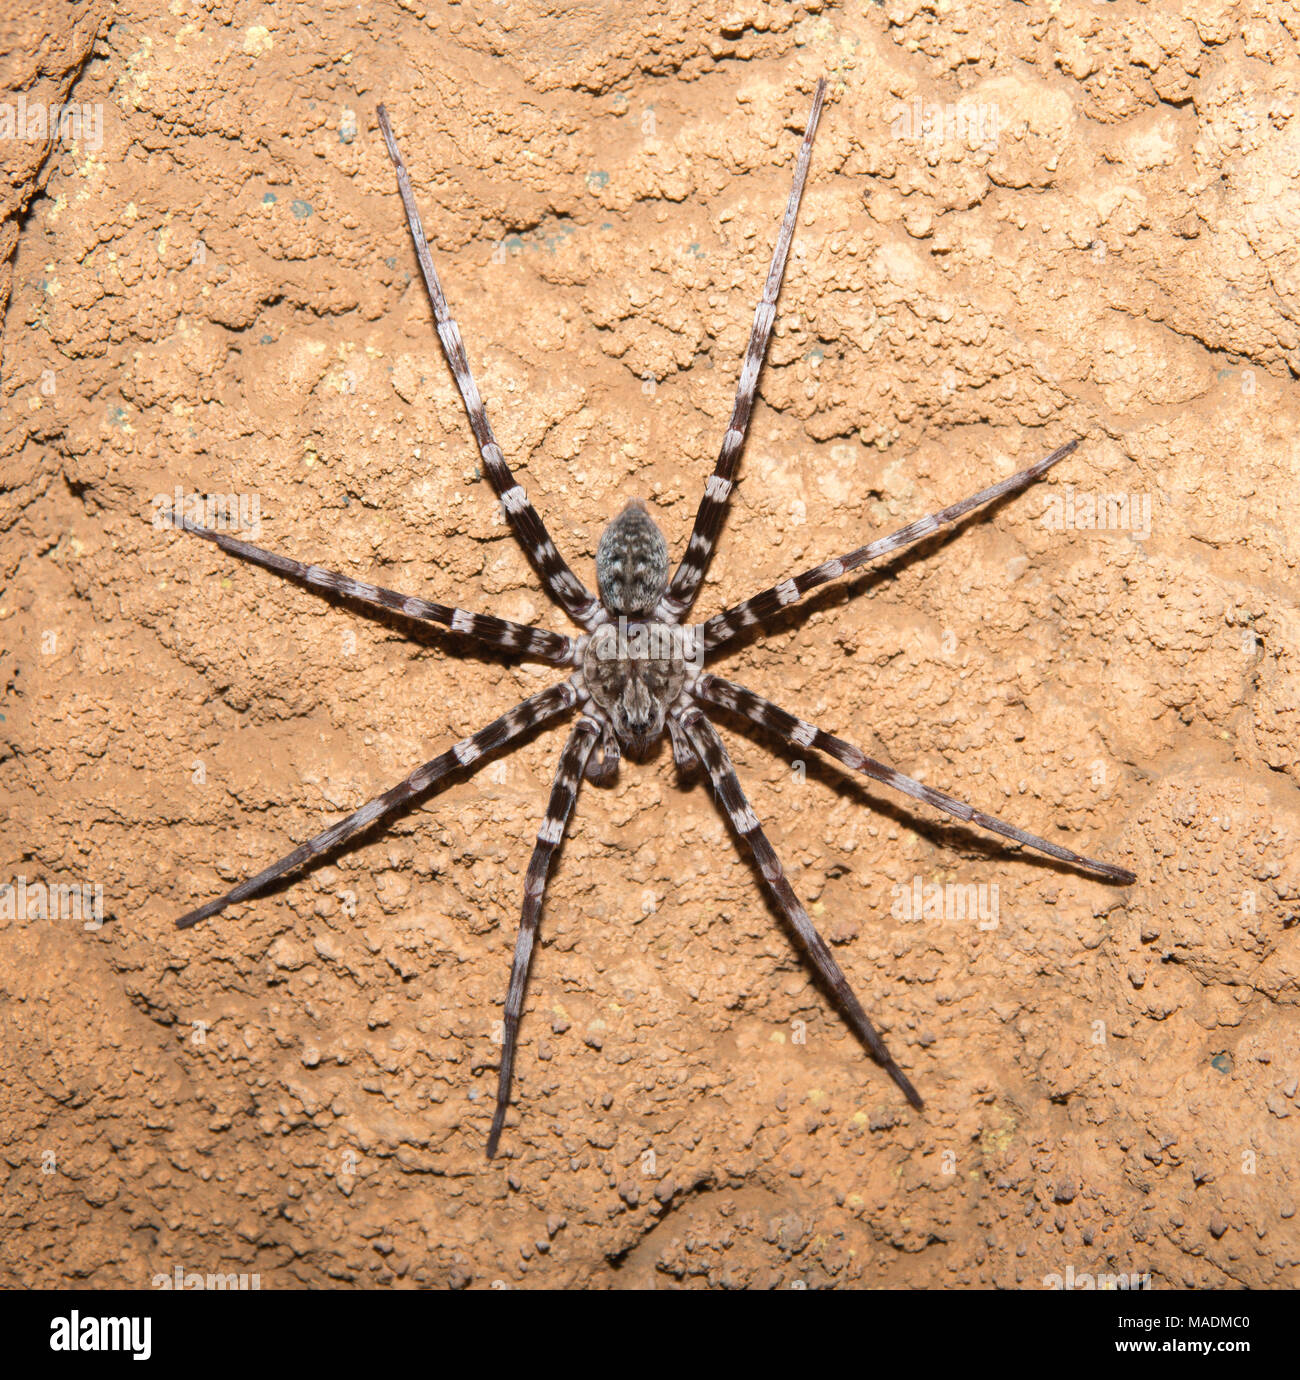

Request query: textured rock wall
[{"left": 1, "top": 0, "right": 1297, "bottom": 1288}]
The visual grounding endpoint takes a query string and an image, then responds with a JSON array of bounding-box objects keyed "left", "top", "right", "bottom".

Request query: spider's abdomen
[
  {"left": 595, "top": 500, "right": 668, "bottom": 616},
  {"left": 582, "top": 619, "right": 691, "bottom": 753}
]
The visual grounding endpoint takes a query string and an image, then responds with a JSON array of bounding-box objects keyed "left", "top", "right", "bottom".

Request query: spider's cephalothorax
[
  {"left": 582, "top": 500, "right": 688, "bottom": 758},
  {"left": 580, "top": 616, "right": 687, "bottom": 756},
  {"left": 170, "top": 81, "right": 1135, "bottom": 1161}
]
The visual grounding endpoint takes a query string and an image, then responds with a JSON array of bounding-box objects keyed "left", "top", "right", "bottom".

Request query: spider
[{"left": 171, "top": 78, "right": 1135, "bottom": 1158}]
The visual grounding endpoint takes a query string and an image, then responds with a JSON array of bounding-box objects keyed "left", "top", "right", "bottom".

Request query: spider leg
[
  {"left": 656, "top": 79, "right": 827, "bottom": 622},
  {"left": 676, "top": 702, "right": 923, "bottom": 1110},
  {"left": 376, "top": 105, "right": 600, "bottom": 629},
  {"left": 703, "top": 438, "right": 1079, "bottom": 656},
  {"left": 176, "top": 517, "right": 577, "bottom": 665},
  {"left": 175, "top": 680, "right": 579, "bottom": 930},
  {"left": 695, "top": 672, "right": 1136, "bottom": 884},
  {"left": 487, "top": 713, "right": 600, "bottom": 1158}
]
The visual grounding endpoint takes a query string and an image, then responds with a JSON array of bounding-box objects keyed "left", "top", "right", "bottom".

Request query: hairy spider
[{"left": 171, "top": 79, "right": 1135, "bottom": 1158}]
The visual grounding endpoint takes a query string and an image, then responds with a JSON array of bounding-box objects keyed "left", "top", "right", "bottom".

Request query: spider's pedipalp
[
  {"left": 583, "top": 719, "right": 622, "bottom": 785},
  {"left": 657, "top": 78, "right": 827, "bottom": 622},
  {"left": 377, "top": 104, "right": 600, "bottom": 630},
  {"left": 174, "top": 679, "right": 580, "bottom": 931},
  {"left": 666, "top": 712, "right": 699, "bottom": 774},
  {"left": 703, "top": 437, "right": 1081, "bottom": 657},
  {"left": 175, "top": 517, "right": 577, "bottom": 664},
  {"left": 677, "top": 703, "right": 923, "bottom": 1109},
  {"left": 487, "top": 713, "right": 600, "bottom": 1158},
  {"left": 695, "top": 672, "right": 1136, "bottom": 885}
]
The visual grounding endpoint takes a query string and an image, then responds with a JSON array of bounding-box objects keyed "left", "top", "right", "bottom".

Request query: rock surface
[{"left": 1, "top": 0, "right": 1297, "bottom": 1288}]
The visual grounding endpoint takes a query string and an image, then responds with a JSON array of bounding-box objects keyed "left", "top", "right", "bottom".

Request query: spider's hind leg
[
  {"left": 677, "top": 703, "right": 922, "bottom": 1109},
  {"left": 488, "top": 715, "right": 600, "bottom": 1157}
]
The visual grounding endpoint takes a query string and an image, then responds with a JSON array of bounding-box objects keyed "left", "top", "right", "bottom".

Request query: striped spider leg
[
  {"left": 692, "top": 675, "right": 1136, "bottom": 886},
  {"left": 487, "top": 714, "right": 601, "bottom": 1158},
  {"left": 175, "top": 516, "right": 578, "bottom": 664},
  {"left": 376, "top": 104, "right": 602, "bottom": 629},
  {"left": 700, "top": 437, "right": 1083, "bottom": 655},
  {"left": 656, "top": 78, "right": 827, "bottom": 622},
  {"left": 175, "top": 680, "right": 581, "bottom": 931},
  {"left": 674, "top": 703, "right": 924, "bottom": 1108}
]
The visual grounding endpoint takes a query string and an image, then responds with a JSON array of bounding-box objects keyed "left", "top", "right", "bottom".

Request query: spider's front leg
[
  {"left": 657, "top": 79, "right": 827, "bottom": 622},
  {"left": 377, "top": 105, "right": 600, "bottom": 629}
]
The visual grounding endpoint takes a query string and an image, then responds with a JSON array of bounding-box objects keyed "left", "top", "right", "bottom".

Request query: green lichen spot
[{"left": 980, "top": 1114, "right": 1018, "bottom": 1156}]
